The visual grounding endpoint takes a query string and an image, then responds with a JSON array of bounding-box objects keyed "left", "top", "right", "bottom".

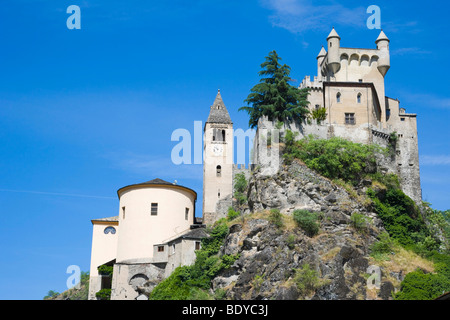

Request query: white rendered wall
[{"left": 115, "top": 186, "right": 195, "bottom": 263}]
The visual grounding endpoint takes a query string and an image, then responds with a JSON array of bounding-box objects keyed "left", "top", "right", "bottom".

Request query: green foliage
[
  {"left": 43, "top": 290, "right": 60, "bottom": 300},
  {"left": 350, "top": 212, "right": 371, "bottom": 233},
  {"left": 97, "top": 264, "right": 113, "bottom": 276},
  {"left": 293, "top": 209, "right": 319, "bottom": 237},
  {"left": 149, "top": 219, "right": 239, "bottom": 300},
  {"left": 286, "top": 234, "right": 296, "bottom": 250},
  {"left": 293, "top": 264, "right": 327, "bottom": 297},
  {"left": 311, "top": 107, "right": 327, "bottom": 124},
  {"left": 239, "top": 50, "right": 310, "bottom": 128},
  {"left": 95, "top": 288, "right": 111, "bottom": 300},
  {"left": 367, "top": 187, "right": 427, "bottom": 247},
  {"left": 268, "top": 208, "right": 284, "bottom": 229},
  {"left": 370, "top": 231, "right": 397, "bottom": 260},
  {"left": 227, "top": 207, "right": 240, "bottom": 221},
  {"left": 283, "top": 134, "right": 385, "bottom": 185},
  {"left": 394, "top": 268, "right": 450, "bottom": 300},
  {"left": 234, "top": 173, "right": 247, "bottom": 207}
]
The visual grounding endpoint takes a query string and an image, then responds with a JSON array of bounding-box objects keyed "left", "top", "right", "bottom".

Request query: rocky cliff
[{"left": 210, "top": 160, "right": 424, "bottom": 300}]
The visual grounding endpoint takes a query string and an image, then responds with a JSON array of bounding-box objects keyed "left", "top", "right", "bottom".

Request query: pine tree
[{"left": 239, "top": 50, "right": 310, "bottom": 128}]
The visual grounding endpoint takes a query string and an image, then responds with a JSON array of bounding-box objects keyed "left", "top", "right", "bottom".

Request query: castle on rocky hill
[{"left": 88, "top": 28, "right": 421, "bottom": 300}]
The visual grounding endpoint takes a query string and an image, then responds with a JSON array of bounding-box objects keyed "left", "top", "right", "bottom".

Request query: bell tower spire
[{"left": 203, "top": 90, "right": 234, "bottom": 225}]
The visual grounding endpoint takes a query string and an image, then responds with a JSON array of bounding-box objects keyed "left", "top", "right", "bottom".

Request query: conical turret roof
[
  {"left": 206, "top": 90, "right": 232, "bottom": 124},
  {"left": 375, "top": 30, "right": 390, "bottom": 43},
  {"left": 317, "top": 46, "right": 327, "bottom": 58},
  {"left": 327, "top": 27, "right": 340, "bottom": 40}
]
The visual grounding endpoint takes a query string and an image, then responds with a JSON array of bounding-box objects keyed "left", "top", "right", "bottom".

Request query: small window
[
  {"left": 185, "top": 208, "right": 189, "bottom": 220},
  {"left": 171, "top": 244, "right": 176, "bottom": 254},
  {"left": 345, "top": 113, "right": 355, "bottom": 125},
  {"left": 151, "top": 203, "right": 158, "bottom": 215},
  {"left": 357, "top": 93, "right": 362, "bottom": 104},
  {"left": 336, "top": 92, "right": 341, "bottom": 103},
  {"left": 104, "top": 226, "right": 116, "bottom": 235},
  {"left": 401, "top": 118, "right": 405, "bottom": 121},
  {"left": 122, "top": 206, "right": 126, "bottom": 219},
  {"left": 158, "top": 246, "right": 164, "bottom": 252},
  {"left": 221, "top": 130, "right": 226, "bottom": 142},
  {"left": 358, "top": 79, "right": 363, "bottom": 83},
  {"left": 195, "top": 242, "right": 201, "bottom": 250},
  {"left": 330, "top": 42, "right": 332, "bottom": 47},
  {"left": 216, "top": 165, "right": 221, "bottom": 177},
  {"left": 218, "top": 189, "right": 220, "bottom": 198},
  {"left": 315, "top": 104, "right": 320, "bottom": 111}
]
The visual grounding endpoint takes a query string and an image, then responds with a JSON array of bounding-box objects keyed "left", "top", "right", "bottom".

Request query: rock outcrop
[{"left": 211, "top": 160, "right": 394, "bottom": 300}]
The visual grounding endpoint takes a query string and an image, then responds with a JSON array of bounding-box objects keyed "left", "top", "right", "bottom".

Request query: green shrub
[
  {"left": 350, "top": 212, "right": 371, "bottom": 232},
  {"left": 149, "top": 219, "right": 238, "bottom": 300},
  {"left": 227, "top": 207, "right": 240, "bottom": 221},
  {"left": 95, "top": 288, "right": 111, "bottom": 300},
  {"left": 370, "top": 231, "right": 396, "bottom": 259},
  {"left": 97, "top": 265, "right": 113, "bottom": 276},
  {"left": 283, "top": 134, "right": 385, "bottom": 185},
  {"left": 293, "top": 264, "right": 327, "bottom": 297},
  {"left": 311, "top": 107, "right": 327, "bottom": 124},
  {"left": 293, "top": 209, "right": 319, "bottom": 237},
  {"left": 234, "top": 173, "right": 247, "bottom": 207},
  {"left": 394, "top": 268, "right": 450, "bottom": 300},
  {"left": 367, "top": 187, "right": 427, "bottom": 247},
  {"left": 269, "top": 208, "right": 284, "bottom": 228},
  {"left": 286, "top": 234, "right": 296, "bottom": 250}
]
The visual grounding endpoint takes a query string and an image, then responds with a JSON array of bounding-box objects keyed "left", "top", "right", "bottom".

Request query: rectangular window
[
  {"left": 195, "top": 242, "right": 201, "bottom": 250},
  {"left": 158, "top": 246, "right": 164, "bottom": 252},
  {"left": 122, "top": 206, "right": 126, "bottom": 219},
  {"left": 185, "top": 208, "right": 189, "bottom": 220},
  {"left": 345, "top": 113, "right": 355, "bottom": 125},
  {"left": 401, "top": 118, "right": 405, "bottom": 121},
  {"left": 151, "top": 203, "right": 158, "bottom": 215}
]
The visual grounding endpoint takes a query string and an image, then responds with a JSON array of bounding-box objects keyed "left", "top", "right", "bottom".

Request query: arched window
[
  {"left": 336, "top": 92, "right": 341, "bottom": 103},
  {"left": 357, "top": 93, "right": 362, "bottom": 104},
  {"left": 104, "top": 226, "right": 116, "bottom": 235},
  {"left": 216, "top": 165, "right": 221, "bottom": 177}
]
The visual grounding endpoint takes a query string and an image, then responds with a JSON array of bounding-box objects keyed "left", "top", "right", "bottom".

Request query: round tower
[
  {"left": 316, "top": 46, "right": 327, "bottom": 81},
  {"left": 115, "top": 178, "right": 197, "bottom": 262},
  {"left": 327, "top": 27, "right": 341, "bottom": 75},
  {"left": 375, "top": 30, "right": 390, "bottom": 76}
]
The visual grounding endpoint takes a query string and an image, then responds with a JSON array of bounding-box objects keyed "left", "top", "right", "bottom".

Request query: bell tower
[{"left": 203, "top": 90, "right": 233, "bottom": 225}]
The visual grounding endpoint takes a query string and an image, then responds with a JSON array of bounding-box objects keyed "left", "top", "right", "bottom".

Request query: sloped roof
[{"left": 206, "top": 90, "right": 232, "bottom": 124}]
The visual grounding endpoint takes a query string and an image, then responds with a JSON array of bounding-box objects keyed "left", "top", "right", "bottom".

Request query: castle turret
[
  {"left": 327, "top": 27, "right": 341, "bottom": 74},
  {"left": 316, "top": 46, "right": 327, "bottom": 81},
  {"left": 375, "top": 30, "right": 390, "bottom": 76}
]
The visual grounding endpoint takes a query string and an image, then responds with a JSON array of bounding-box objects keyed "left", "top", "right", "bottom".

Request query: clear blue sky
[{"left": 0, "top": 0, "right": 449, "bottom": 300}]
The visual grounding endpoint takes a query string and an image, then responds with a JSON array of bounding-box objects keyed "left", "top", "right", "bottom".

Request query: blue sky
[{"left": 0, "top": 0, "right": 449, "bottom": 299}]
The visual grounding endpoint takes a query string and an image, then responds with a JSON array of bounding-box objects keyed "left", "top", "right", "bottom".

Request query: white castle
[{"left": 88, "top": 28, "right": 421, "bottom": 300}]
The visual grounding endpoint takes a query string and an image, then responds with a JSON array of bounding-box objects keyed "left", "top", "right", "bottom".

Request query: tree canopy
[{"left": 239, "top": 50, "right": 310, "bottom": 128}]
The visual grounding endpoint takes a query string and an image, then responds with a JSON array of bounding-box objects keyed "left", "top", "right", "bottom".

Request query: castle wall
[
  {"left": 253, "top": 116, "right": 422, "bottom": 204},
  {"left": 110, "top": 261, "right": 165, "bottom": 300}
]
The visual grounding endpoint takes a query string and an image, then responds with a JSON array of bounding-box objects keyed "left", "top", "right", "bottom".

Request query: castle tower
[
  {"left": 327, "top": 27, "right": 341, "bottom": 75},
  {"left": 317, "top": 46, "right": 327, "bottom": 81},
  {"left": 375, "top": 30, "right": 390, "bottom": 76},
  {"left": 203, "top": 90, "right": 233, "bottom": 225}
]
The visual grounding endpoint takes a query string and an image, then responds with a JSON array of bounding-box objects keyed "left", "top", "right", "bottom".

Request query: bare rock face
[{"left": 212, "top": 161, "right": 389, "bottom": 300}]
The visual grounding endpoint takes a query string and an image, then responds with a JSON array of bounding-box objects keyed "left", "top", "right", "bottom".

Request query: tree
[{"left": 239, "top": 50, "right": 310, "bottom": 128}]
